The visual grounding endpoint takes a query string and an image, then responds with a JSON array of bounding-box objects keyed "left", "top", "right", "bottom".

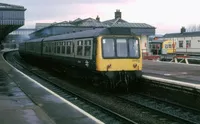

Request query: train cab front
[{"left": 96, "top": 36, "right": 143, "bottom": 86}]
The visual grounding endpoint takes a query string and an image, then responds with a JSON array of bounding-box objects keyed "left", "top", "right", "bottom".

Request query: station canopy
[{"left": 0, "top": 3, "right": 26, "bottom": 43}]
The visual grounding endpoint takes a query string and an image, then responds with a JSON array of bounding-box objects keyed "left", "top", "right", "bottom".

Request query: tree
[{"left": 186, "top": 24, "right": 200, "bottom": 32}]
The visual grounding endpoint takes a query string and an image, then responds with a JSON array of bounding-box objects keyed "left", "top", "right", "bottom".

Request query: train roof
[
  {"left": 26, "top": 27, "right": 134, "bottom": 42},
  {"left": 28, "top": 37, "right": 45, "bottom": 42},
  {"left": 43, "top": 28, "right": 108, "bottom": 42}
]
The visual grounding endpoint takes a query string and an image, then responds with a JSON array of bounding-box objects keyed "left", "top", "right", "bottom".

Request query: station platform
[
  {"left": 143, "top": 60, "right": 200, "bottom": 84},
  {"left": 0, "top": 49, "right": 103, "bottom": 124}
]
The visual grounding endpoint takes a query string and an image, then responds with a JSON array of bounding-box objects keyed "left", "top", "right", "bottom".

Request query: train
[
  {"left": 19, "top": 27, "right": 143, "bottom": 88},
  {"left": 149, "top": 39, "right": 176, "bottom": 55}
]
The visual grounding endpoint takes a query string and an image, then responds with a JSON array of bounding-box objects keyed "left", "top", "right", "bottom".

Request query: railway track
[
  {"left": 4, "top": 52, "right": 137, "bottom": 124},
  {"left": 117, "top": 93, "right": 200, "bottom": 124},
  {"left": 4, "top": 51, "right": 200, "bottom": 124}
]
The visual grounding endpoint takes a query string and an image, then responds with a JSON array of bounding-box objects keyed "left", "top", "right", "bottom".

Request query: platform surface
[
  {"left": 143, "top": 60, "right": 200, "bottom": 84},
  {"left": 0, "top": 50, "right": 102, "bottom": 124}
]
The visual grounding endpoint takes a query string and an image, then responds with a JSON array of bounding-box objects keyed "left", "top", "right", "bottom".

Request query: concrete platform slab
[
  {"left": 143, "top": 60, "right": 200, "bottom": 84},
  {"left": 0, "top": 50, "right": 103, "bottom": 124}
]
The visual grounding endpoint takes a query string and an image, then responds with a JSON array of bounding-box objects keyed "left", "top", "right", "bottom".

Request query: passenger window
[
  {"left": 84, "top": 40, "right": 91, "bottom": 56},
  {"left": 77, "top": 41, "right": 83, "bottom": 56},
  {"left": 84, "top": 46, "right": 91, "bottom": 56},
  {"left": 45, "top": 46, "right": 48, "bottom": 53},
  {"left": 62, "top": 42, "right": 65, "bottom": 54},
  {"left": 52, "top": 43, "right": 54, "bottom": 53},
  {"left": 49, "top": 46, "right": 51, "bottom": 53},
  {"left": 66, "top": 41, "right": 71, "bottom": 54},
  {"left": 67, "top": 46, "right": 71, "bottom": 54},
  {"left": 72, "top": 42, "right": 75, "bottom": 53},
  {"left": 54, "top": 42, "right": 56, "bottom": 53},
  {"left": 77, "top": 46, "right": 83, "bottom": 56},
  {"left": 62, "top": 46, "right": 65, "bottom": 54},
  {"left": 57, "top": 46, "right": 60, "bottom": 53}
]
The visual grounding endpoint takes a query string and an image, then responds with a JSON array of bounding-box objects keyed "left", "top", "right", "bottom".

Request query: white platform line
[
  {"left": 142, "top": 75, "right": 200, "bottom": 90},
  {"left": 2, "top": 52, "right": 104, "bottom": 124},
  {"left": 155, "top": 60, "right": 200, "bottom": 67}
]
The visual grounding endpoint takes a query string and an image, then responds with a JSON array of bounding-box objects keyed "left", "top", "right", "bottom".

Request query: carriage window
[
  {"left": 102, "top": 39, "right": 115, "bottom": 57},
  {"left": 54, "top": 42, "right": 56, "bottom": 53},
  {"left": 45, "top": 46, "right": 48, "bottom": 53},
  {"left": 67, "top": 41, "right": 71, "bottom": 54},
  {"left": 49, "top": 46, "right": 51, "bottom": 53},
  {"left": 52, "top": 43, "right": 54, "bottom": 53},
  {"left": 77, "top": 46, "right": 83, "bottom": 56},
  {"left": 77, "top": 41, "right": 83, "bottom": 56},
  {"left": 67, "top": 46, "right": 71, "bottom": 54},
  {"left": 84, "top": 46, "right": 91, "bottom": 56},
  {"left": 57, "top": 46, "right": 60, "bottom": 53},
  {"left": 129, "top": 39, "right": 139, "bottom": 57},
  {"left": 84, "top": 40, "right": 91, "bottom": 56},
  {"left": 116, "top": 39, "right": 128, "bottom": 57},
  {"left": 165, "top": 44, "right": 168, "bottom": 48},
  {"left": 62, "top": 46, "right": 65, "bottom": 54}
]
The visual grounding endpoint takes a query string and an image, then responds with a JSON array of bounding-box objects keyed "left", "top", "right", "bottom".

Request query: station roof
[
  {"left": 0, "top": 3, "right": 26, "bottom": 42},
  {"left": 163, "top": 31, "right": 200, "bottom": 38},
  {"left": 35, "top": 17, "right": 156, "bottom": 33},
  {"left": 102, "top": 18, "right": 128, "bottom": 25},
  {"left": 30, "top": 13, "right": 156, "bottom": 39},
  {"left": 111, "top": 22, "right": 155, "bottom": 28},
  {"left": 0, "top": 3, "right": 26, "bottom": 10},
  {"left": 35, "top": 23, "right": 52, "bottom": 30}
]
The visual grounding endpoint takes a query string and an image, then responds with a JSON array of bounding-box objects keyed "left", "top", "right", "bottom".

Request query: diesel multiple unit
[{"left": 19, "top": 27, "right": 143, "bottom": 88}]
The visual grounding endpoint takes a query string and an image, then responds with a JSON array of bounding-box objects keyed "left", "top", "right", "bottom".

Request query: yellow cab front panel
[
  {"left": 96, "top": 36, "right": 142, "bottom": 72},
  {"left": 162, "top": 40, "right": 176, "bottom": 54}
]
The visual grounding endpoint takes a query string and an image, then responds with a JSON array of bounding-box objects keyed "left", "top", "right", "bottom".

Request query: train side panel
[{"left": 41, "top": 38, "right": 97, "bottom": 71}]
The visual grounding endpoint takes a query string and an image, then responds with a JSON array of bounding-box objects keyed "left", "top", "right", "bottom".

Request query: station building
[
  {"left": 162, "top": 27, "right": 200, "bottom": 54},
  {"left": 29, "top": 10, "right": 156, "bottom": 55}
]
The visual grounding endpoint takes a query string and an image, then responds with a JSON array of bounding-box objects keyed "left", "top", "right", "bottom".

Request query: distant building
[
  {"left": 162, "top": 27, "right": 200, "bottom": 54},
  {"left": 35, "top": 23, "right": 52, "bottom": 31},
  {"left": 148, "top": 35, "right": 164, "bottom": 42},
  {"left": 4, "top": 28, "right": 35, "bottom": 43},
  {"left": 29, "top": 9, "right": 156, "bottom": 54}
]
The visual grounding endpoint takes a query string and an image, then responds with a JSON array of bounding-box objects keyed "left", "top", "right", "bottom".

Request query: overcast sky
[{"left": 1, "top": 0, "right": 200, "bottom": 34}]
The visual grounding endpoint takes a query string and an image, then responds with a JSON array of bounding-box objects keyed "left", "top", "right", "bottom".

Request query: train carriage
[
  {"left": 149, "top": 40, "right": 176, "bottom": 55},
  {"left": 19, "top": 27, "right": 142, "bottom": 88}
]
